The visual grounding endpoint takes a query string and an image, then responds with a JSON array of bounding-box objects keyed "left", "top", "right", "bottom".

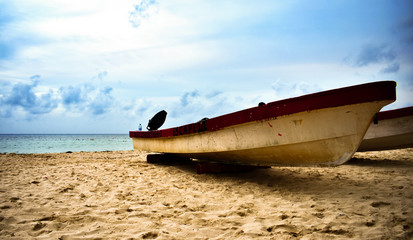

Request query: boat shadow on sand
[
  {"left": 145, "top": 154, "right": 413, "bottom": 200},
  {"left": 346, "top": 157, "right": 413, "bottom": 168}
]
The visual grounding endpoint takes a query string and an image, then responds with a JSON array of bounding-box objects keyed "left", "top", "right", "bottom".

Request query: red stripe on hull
[{"left": 130, "top": 81, "right": 396, "bottom": 139}]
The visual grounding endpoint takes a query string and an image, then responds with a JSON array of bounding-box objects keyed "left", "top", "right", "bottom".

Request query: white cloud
[{"left": 1, "top": 0, "right": 412, "bottom": 133}]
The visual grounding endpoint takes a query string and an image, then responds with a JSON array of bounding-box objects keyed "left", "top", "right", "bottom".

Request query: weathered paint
[
  {"left": 132, "top": 101, "right": 393, "bottom": 166},
  {"left": 130, "top": 81, "right": 396, "bottom": 139},
  {"left": 129, "top": 81, "right": 396, "bottom": 166}
]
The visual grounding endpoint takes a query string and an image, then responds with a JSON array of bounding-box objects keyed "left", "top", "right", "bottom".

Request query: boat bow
[{"left": 130, "top": 81, "right": 396, "bottom": 166}]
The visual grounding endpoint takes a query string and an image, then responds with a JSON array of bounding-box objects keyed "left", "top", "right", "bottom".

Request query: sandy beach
[{"left": 1, "top": 149, "right": 412, "bottom": 239}]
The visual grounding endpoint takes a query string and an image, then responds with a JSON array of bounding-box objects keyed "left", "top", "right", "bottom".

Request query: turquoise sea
[{"left": 0, "top": 134, "right": 133, "bottom": 154}]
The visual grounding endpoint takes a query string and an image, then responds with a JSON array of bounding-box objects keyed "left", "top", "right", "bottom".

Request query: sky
[{"left": 0, "top": 0, "right": 412, "bottom": 134}]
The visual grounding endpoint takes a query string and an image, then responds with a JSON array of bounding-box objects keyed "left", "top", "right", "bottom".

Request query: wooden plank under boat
[
  {"left": 130, "top": 81, "right": 396, "bottom": 166},
  {"left": 358, "top": 106, "right": 413, "bottom": 152}
]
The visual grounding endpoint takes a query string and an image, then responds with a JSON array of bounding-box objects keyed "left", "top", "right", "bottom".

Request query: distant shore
[{"left": 1, "top": 149, "right": 412, "bottom": 239}]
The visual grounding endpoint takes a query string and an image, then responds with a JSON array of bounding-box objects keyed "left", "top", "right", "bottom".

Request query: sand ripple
[{"left": 1, "top": 149, "right": 412, "bottom": 239}]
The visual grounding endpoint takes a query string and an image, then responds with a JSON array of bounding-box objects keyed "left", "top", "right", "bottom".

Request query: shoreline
[
  {"left": 1, "top": 149, "right": 412, "bottom": 239},
  {"left": 0, "top": 134, "right": 133, "bottom": 155}
]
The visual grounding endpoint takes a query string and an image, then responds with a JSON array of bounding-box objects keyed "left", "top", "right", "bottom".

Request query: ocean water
[{"left": 0, "top": 134, "right": 133, "bottom": 154}]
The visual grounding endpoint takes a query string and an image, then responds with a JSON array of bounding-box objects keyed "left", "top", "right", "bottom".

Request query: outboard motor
[{"left": 147, "top": 110, "right": 167, "bottom": 131}]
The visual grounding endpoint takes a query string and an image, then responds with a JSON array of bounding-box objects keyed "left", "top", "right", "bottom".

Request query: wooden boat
[
  {"left": 358, "top": 106, "right": 413, "bottom": 152},
  {"left": 130, "top": 81, "right": 396, "bottom": 166}
]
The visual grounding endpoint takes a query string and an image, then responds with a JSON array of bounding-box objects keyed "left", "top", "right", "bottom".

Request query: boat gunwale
[
  {"left": 376, "top": 106, "right": 413, "bottom": 121},
  {"left": 130, "top": 81, "right": 396, "bottom": 139}
]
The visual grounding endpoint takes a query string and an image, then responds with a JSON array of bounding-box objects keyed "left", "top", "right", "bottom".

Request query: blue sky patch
[{"left": 0, "top": 0, "right": 412, "bottom": 133}]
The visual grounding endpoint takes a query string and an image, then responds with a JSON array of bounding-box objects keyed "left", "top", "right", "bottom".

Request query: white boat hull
[
  {"left": 132, "top": 100, "right": 392, "bottom": 166},
  {"left": 358, "top": 114, "right": 413, "bottom": 151}
]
